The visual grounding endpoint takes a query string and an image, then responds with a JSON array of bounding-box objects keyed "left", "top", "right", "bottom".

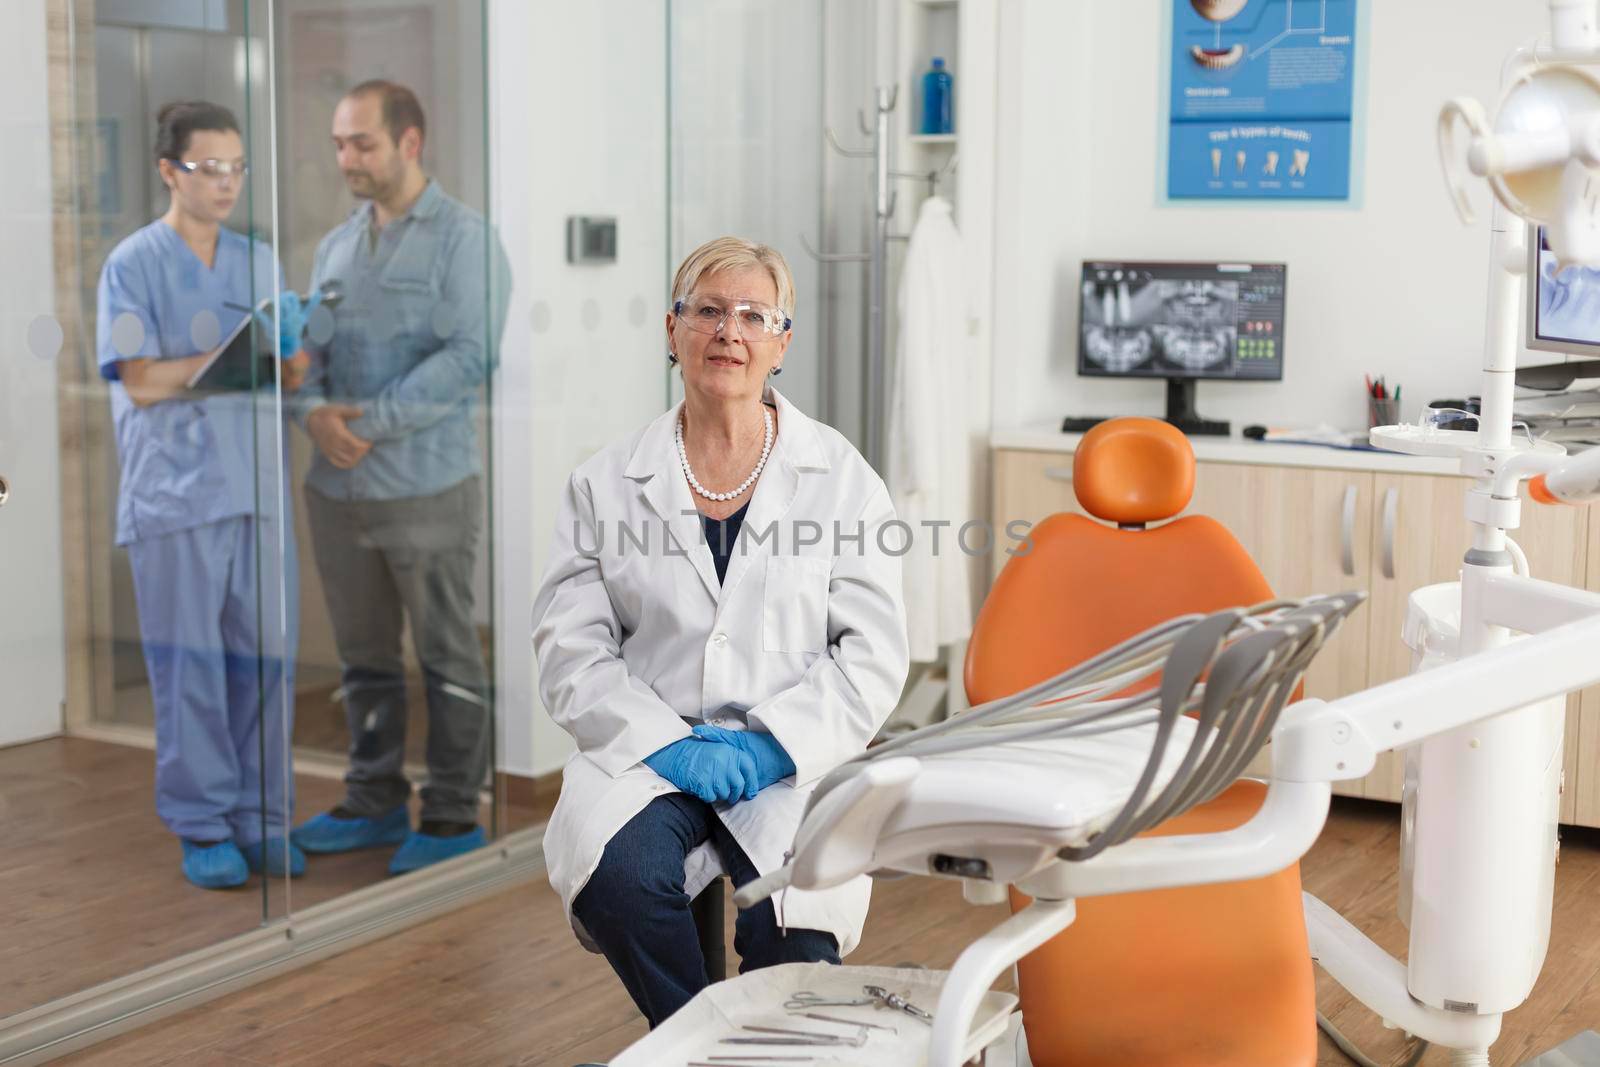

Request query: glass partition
[
  {"left": 265, "top": 0, "right": 504, "bottom": 904},
  {"left": 0, "top": 0, "right": 502, "bottom": 1026},
  {"left": 2, "top": 0, "right": 289, "bottom": 1015},
  {"left": 0, "top": 0, "right": 873, "bottom": 1049}
]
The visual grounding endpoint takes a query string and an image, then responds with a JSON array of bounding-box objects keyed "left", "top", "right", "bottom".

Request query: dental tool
[
  {"left": 862, "top": 986, "right": 933, "bottom": 1022},
  {"left": 789, "top": 1012, "right": 898, "bottom": 1033},
  {"left": 782, "top": 991, "right": 879, "bottom": 1010},
  {"left": 723, "top": 1025, "right": 868, "bottom": 1048}
]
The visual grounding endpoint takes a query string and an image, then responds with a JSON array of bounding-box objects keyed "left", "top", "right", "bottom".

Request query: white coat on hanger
[{"left": 887, "top": 194, "right": 975, "bottom": 664}]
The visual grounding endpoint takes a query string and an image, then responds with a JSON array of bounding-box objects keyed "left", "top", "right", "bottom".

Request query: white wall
[
  {"left": 993, "top": 0, "right": 1550, "bottom": 434},
  {"left": 669, "top": 2, "right": 824, "bottom": 420},
  {"left": 491, "top": 0, "right": 669, "bottom": 778},
  {"left": 0, "top": 0, "right": 65, "bottom": 746}
]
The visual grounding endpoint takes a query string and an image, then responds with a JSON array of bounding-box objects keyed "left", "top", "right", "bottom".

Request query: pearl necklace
[{"left": 677, "top": 407, "right": 774, "bottom": 502}]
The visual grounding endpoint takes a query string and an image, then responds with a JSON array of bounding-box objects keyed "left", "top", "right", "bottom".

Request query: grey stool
[{"left": 690, "top": 876, "right": 727, "bottom": 983}]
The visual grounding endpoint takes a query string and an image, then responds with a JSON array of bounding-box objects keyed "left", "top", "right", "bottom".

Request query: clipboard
[{"left": 186, "top": 298, "right": 277, "bottom": 392}]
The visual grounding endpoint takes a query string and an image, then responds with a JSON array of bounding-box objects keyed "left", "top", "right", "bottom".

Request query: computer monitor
[
  {"left": 1526, "top": 225, "right": 1600, "bottom": 359},
  {"left": 1075, "top": 259, "right": 1287, "bottom": 435}
]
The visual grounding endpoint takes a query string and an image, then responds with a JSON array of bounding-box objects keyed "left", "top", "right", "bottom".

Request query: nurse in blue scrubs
[{"left": 96, "top": 101, "right": 308, "bottom": 890}]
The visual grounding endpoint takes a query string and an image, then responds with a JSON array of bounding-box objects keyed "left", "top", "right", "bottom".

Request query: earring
[
  {"left": 771, "top": 365, "right": 783, "bottom": 376},
  {"left": 667, "top": 351, "right": 678, "bottom": 365}
]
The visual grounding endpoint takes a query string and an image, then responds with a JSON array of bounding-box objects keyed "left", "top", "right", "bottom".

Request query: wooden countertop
[{"left": 992, "top": 424, "right": 1464, "bottom": 476}]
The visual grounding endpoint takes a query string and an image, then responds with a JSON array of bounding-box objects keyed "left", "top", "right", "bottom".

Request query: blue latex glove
[
  {"left": 255, "top": 290, "right": 314, "bottom": 357},
  {"left": 643, "top": 737, "right": 760, "bottom": 804},
  {"left": 691, "top": 725, "right": 797, "bottom": 793}
]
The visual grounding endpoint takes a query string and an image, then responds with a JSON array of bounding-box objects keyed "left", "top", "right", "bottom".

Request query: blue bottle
[{"left": 920, "top": 57, "right": 953, "bottom": 135}]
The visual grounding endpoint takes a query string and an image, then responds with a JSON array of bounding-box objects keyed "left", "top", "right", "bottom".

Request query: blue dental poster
[{"left": 1167, "top": 0, "right": 1359, "bottom": 200}]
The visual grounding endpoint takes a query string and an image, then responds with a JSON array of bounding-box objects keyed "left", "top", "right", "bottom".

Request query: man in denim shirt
[{"left": 291, "top": 80, "right": 510, "bottom": 875}]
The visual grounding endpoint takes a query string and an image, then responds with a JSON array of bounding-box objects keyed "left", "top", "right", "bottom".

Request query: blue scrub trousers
[{"left": 126, "top": 514, "right": 298, "bottom": 846}]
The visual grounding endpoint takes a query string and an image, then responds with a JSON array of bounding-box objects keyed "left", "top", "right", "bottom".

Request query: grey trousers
[{"left": 304, "top": 476, "right": 490, "bottom": 825}]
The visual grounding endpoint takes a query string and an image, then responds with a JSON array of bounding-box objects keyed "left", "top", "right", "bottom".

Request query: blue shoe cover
[
  {"left": 181, "top": 839, "right": 249, "bottom": 890},
  {"left": 388, "top": 826, "right": 487, "bottom": 876},
  {"left": 290, "top": 807, "right": 410, "bottom": 854},
  {"left": 240, "top": 837, "right": 308, "bottom": 877}
]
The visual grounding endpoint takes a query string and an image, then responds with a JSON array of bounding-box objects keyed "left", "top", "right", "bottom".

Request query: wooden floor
[
  {"left": 46, "top": 797, "right": 1600, "bottom": 1066},
  {"left": 0, "top": 737, "right": 532, "bottom": 1021},
  {"left": 108, "top": 673, "right": 443, "bottom": 767}
]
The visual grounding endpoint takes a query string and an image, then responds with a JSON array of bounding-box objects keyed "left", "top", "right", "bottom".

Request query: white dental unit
[{"left": 619, "top": 2, "right": 1600, "bottom": 1064}]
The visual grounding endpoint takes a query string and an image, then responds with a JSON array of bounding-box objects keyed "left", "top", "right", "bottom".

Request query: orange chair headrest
[{"left": 1072, "top": 418, "right": 1195, "bottom": 525}]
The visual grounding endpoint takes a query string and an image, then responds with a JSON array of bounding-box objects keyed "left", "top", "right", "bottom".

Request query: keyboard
[
  {"left": 1060, "top": 416, "right": 1107, "bottom": 433},
  {"left": 1060, "top": 416, "right": 1231, "bottom": 437}
]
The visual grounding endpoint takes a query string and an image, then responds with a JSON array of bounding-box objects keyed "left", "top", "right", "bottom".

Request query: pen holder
[{"left": 1368, "top": 397, "right": 1399, "bottom": 428}]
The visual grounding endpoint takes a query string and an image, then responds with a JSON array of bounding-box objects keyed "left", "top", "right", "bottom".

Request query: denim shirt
[{"left": 300, "top": 180, "right": 510, "bottom": 501}]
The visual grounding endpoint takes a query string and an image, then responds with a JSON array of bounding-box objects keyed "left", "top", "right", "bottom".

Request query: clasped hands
[
  {"left": 306, "top": 401, "right": 370, "bottom": 469},
  {"left": 643, "top": 725, "right": 796, "bottom": 805}
]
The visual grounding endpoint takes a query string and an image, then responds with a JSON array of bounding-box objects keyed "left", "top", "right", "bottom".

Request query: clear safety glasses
[
  {"left": 168, "top": 158, "right": 251, "bottom": 183},
  {"left": 673, "top": 293, "right": 792, "bottom": 340}
]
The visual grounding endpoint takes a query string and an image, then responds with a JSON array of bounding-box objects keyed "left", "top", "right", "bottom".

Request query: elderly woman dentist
[{"left": 532, "top": 236, "right": 910, "bottom": 1026}]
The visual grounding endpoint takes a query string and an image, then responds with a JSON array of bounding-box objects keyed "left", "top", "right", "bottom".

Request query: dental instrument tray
[
  {"left": 1369, "top": 423, "right": 1566, "bottom": 459},
  {"left": 608, "top": 962, "right": 1016, "bottom": 1066}
]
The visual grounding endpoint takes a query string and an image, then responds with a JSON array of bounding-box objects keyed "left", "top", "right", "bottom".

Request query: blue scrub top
[{"left": 96, "top": 220, "right": 292, "bottom": 546}]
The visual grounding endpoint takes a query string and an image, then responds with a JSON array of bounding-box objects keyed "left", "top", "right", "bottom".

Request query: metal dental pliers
[{"left": 781, "top": 991, "right": 880, "bottom": 1010}]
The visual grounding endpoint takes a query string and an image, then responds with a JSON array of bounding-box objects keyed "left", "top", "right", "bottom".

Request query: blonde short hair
[{"left": 670, "top": 236, "right": 796, "bottom": 317}]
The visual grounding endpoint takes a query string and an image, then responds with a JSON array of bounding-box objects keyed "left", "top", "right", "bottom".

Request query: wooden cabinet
[
  {"left": 987, "top": 450, "right": 1086, "bottom": 580},
  {"left": 1189, "top": 465, "right": 1374, "bottom": 710},
  {"left": 1186, "top": 466, "right": 1376, "bottom": 798},
  {"left": 991, "top": 447, "right": 1597, "bottom": 823},
  {"left": 1574, "top": 515, "right": 1600, "bottom": 826}
]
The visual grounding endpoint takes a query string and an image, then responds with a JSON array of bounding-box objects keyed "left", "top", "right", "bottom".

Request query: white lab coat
[
  {"left": 533, "top": 385, "right": 910, "bottom": 957},
  {"left": 887, "top": 195, "right": 975, "bottom": 663}
]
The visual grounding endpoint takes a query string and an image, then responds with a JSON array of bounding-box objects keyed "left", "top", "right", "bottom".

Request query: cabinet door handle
[
  {"left": 1340, "top": 485, "right": 1357, "bottom": 577},
  {"left": 1043, "top": 466, "right": 1073, "bottom": 482},
  {"left": 1381, "top": 487, "right": 1398, "bottom": 579}
]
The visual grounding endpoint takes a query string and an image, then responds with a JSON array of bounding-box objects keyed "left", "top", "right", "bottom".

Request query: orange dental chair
[{"left": 965, "top": 417, "right": 1319, "bottom": 1067}]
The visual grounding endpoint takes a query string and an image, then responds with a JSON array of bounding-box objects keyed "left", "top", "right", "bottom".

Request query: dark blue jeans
[{"left": 572, "top": 793, "right": 840, "bottom": 1027}]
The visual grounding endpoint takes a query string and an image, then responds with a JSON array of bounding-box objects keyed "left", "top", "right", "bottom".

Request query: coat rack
[
  {"left": 801, "top": 85, "right": 898, "bottom": 471},
  {"left": 887, "top": 151, "right": 960, "bottom": 240},
  {"left": 803, "top": 87, "right": 960, "bottom": 471}
]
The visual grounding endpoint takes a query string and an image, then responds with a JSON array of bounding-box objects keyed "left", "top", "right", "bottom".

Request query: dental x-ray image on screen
[
  {"left": 1530, "top": 225, "right": 1600, "bottom": 356},
  {"left": 1078, "top": 260, "right": 1285, "bottom": 382},
  {"left": 1082, "top": 273, "right": 1239, "bottom": 374}
]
